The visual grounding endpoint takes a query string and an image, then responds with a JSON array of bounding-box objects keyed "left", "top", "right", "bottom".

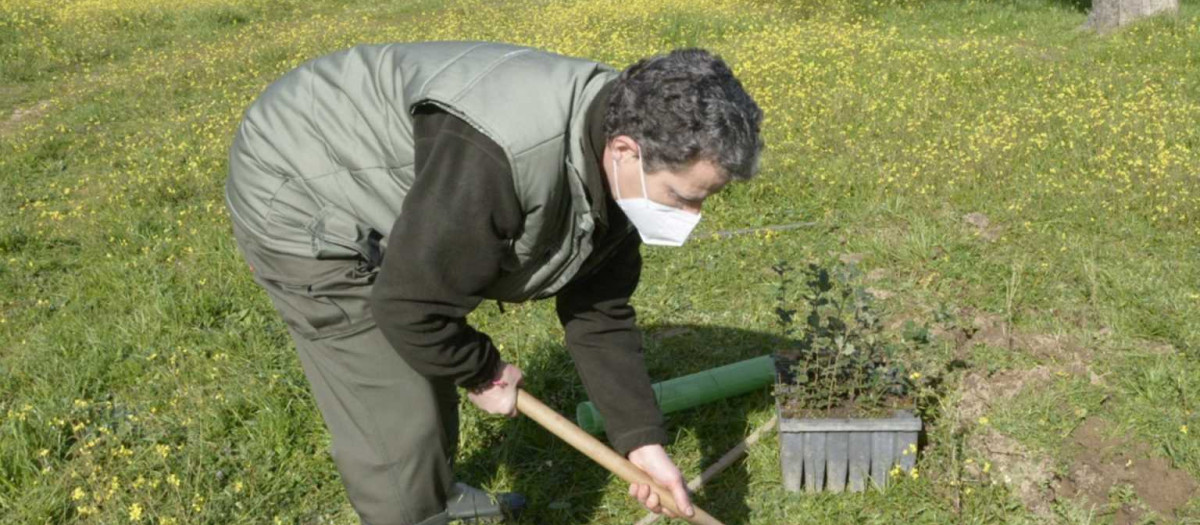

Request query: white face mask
[{"left": 611, "top": 150, "right": 701, "bottom": 247}]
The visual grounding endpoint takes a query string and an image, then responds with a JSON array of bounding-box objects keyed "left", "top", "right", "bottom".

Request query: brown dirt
[
  {"left": 955, "top": 366, "right": 1054, "bottom": 424},
  {"left": 0, "top": 101, "right": 50, "bottom": 137},
  {"left": 927, "top": 307, "right": 999, "bottom": 353},
  {"left": 864, "top": 287, "right": 895, "bottom": 300},
  {"left": 952, "top": 363, "right": 1062, "bottom": 515},
  {"left": 1053, "top": 418, "right": 1198, "bottom": 523},
  {"left": 967, "top": 427, "right": 1058, "bottom": 515},
  {"left": 943, "top": 309, "right": 1063, "bottom": 515},
  {"left": 838, "top": 252, "right": 866, "bottom": 265},
  {"left": 963, "top": 212, "right": 1002, "bottom": 242},
  {"left": 778, "top": 392, "right": 914, "bottom": 419},
  {"left": 934, "top": 307, "right": 1103, "bottom": 384},
  {"left": 946, "top": 309, "right": 1195, "bottom": 520}
]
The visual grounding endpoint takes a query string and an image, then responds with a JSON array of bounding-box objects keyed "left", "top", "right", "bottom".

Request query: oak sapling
[{"left": 772, "top": 259, "right": 935, "bottom": 419}]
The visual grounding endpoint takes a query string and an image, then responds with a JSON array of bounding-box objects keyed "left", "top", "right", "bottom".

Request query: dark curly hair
[{"left": 604, "top": 48, "right": 764, "bottom": 181}]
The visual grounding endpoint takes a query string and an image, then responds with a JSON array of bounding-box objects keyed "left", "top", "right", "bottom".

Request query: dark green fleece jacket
[{"left": 370, "top": 82, "right": 668, "bottom": 456}]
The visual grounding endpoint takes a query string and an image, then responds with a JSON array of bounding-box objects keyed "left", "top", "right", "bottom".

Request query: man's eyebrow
[{"left": 673, "top": 187, "right": 705, "bottom": 202}]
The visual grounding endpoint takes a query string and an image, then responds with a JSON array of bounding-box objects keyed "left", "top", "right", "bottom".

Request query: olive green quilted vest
[{"left": 225, "top": 41, "right": 620, "bottom": 301}]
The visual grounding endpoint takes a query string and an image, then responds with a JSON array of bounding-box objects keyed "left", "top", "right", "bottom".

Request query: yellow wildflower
[{"left": 129, "top": 503, "right": 143, "bottom": 522}]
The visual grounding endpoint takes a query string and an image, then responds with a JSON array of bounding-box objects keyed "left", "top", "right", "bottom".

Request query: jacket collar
[{"left": 582, "top": 79, "right": 615, "bottom": 232}]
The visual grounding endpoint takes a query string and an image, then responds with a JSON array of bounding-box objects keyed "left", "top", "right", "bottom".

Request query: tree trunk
[{"left": 1086, "top": 0, "right": 1180, "bottom": 32}]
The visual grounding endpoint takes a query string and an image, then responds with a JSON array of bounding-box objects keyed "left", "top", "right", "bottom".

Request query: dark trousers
[{"left": 231, "top": 218, "right": 458, "bottom": 525}]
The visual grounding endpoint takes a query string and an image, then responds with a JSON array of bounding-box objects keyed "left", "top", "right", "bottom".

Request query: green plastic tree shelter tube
[{"left": 576, "top": 355, "right": 776, "bottom": 435}]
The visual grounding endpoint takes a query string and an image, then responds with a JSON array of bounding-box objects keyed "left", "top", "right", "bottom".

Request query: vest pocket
[{"left": 305, "top": 205, "right": 384, "bottom": 267}]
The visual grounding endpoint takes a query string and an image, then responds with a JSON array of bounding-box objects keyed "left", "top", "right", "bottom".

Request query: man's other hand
[
  {"left": 465, "top": 361, "right": 523, "bottom": 417},
  {"left": 627, "top": 444, "right": 694, "bottom": 518}
]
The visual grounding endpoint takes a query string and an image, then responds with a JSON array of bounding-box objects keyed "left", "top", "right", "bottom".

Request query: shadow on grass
[
  {"left": 454, "top": 323, "right": 788, "bottom": 525},
  {"left": 1054, "top": 0, "right": 1092, "bottom": 12}
]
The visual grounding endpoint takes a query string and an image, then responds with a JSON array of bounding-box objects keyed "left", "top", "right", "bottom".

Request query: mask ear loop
[
  {"left": 636, "top": 147, "right": 651, "bottom": 201},
  {"left": 611, "top": 156, "right": 625, "bottom": 200}
]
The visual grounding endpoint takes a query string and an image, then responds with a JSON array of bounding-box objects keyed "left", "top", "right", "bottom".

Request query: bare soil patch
[
  {"left": 955, "top": 369, "right": 1198, "bottom": 520},
  {"left": 953, "top": 364, "right": 1061, "bottom": 515},
  {"left": 944, "top": 308, "right": 1196, "bottom": 520},
  {"left": 1, "top": 101, "right": 50, "bottom": 138},
  {"left": 962, "top": 212, "right": 1002, "bottom": 242},
  {"left": 934, "top": 307, "right": 1101, "bottom": 383},
  {"left": 955, "top": 365, "right": 1054, "bottom": 424},
  {"left": 1054, "top": 417, "right": 1198, "bottom": 523},
  {"left": 968, "top": 426, "right": 1058, "bottom": 515}
]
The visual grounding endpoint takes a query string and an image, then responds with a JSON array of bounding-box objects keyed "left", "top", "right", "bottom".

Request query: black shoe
[{"left": 446, "top": 482, "right": 526, "bottom": 523}]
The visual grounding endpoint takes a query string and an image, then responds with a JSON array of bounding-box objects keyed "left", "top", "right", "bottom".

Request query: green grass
[{"left": 2, "top": 0, "right": 1199, "bottom": 523}]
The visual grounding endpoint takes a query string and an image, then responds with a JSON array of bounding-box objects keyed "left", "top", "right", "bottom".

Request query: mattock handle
[{"left": 515, "top": 389, "right": 725, "bottom": 525}]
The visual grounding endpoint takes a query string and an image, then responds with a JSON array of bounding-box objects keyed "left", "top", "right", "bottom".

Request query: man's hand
[
  {"left": 465, "top": 361, "right": 523, "bottom": 417},
  {"left": 627, "top": 444, "right": 694, "bottom": 518}
]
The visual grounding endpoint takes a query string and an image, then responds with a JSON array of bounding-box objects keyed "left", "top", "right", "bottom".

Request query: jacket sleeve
[
  {"left": 369, "top": 107, "right": 523, "bottom": 391},
  {"left": 555, "top": 232, "right": 668, "bottom": 456}
]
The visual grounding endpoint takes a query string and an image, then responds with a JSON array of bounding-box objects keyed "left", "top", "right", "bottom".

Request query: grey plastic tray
[{"left": 778, "top": 409, "right": 921, "bottom": 493}]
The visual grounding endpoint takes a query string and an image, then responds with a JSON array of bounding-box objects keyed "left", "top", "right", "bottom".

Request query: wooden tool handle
[
  {"left": 636, "top": 415, "right": 778, "bottom": 525},
  {"left": 515, "top": 389, "right": 724, "bottom": 525}
]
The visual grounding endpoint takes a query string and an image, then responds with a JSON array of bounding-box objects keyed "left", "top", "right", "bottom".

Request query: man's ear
[{"left": 609, "top": 135, "right": 640, "bottom": 161}]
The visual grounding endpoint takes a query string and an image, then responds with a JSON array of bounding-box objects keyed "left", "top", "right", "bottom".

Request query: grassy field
[{"left": 3, "top": 0, "right": 1200, "bottom": 523}]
